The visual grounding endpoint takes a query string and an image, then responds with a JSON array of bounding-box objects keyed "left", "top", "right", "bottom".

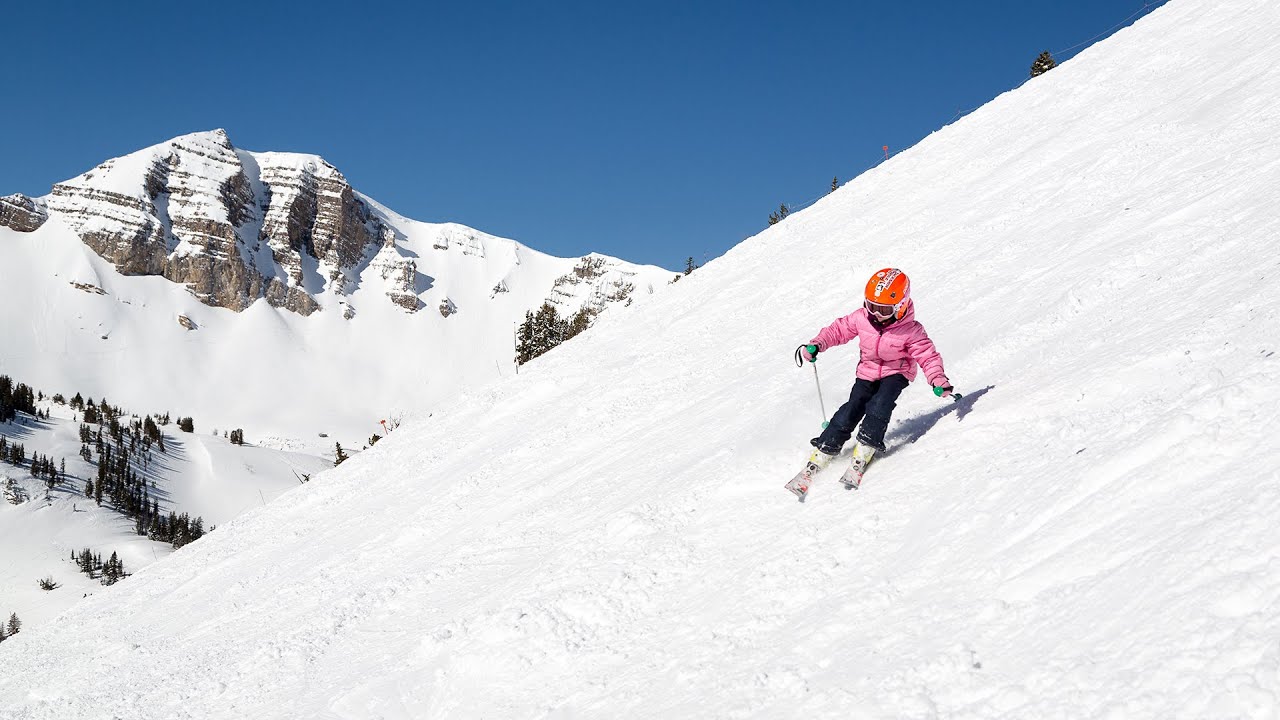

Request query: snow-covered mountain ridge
[
  {"left": 0, "top": 132, "right": 673, "bottom": 444},
  {"left": 4, "top": 0, "right": 1280, "bottom": 717},
  {"left": 5, "top": 129, "right": 665, "bottom": 318}
]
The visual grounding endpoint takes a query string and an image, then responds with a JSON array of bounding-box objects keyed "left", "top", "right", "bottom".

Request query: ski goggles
[{"left": 864, "top": 299, "right": 900, "bottom": 319}]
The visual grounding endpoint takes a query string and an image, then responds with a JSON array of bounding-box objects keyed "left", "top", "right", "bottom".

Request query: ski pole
[
  {"left": 795, "top": 345, "right": 828, "bottom": 428},
  {"left": 812, "top": 363, "right": 829, "bottom": 428}
]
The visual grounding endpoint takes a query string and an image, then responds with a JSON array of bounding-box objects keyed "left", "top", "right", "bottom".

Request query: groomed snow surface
[{"left": 4, "top": 0, "right": 1280, "bottom": 716}]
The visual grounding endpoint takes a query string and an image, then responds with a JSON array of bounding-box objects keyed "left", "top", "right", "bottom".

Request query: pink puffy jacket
[{"left": 810, "top": 303, "right": 950, "bottom": 387}]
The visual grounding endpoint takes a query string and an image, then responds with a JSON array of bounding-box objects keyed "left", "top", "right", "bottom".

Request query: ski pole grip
[{"left": 794, "top": 344, "right": 819, "bottom": 367}]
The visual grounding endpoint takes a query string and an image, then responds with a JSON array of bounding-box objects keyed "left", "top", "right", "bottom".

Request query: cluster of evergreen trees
[
  {"left": 516, "top": 302, "right": 595, "bottom": 366},
  {"left": 145, "top": 511, "right": 206, "bottom": 548},
  {"left": 5, "top": 375, "right": 212, "bottom": 553},
  {"left": 766, "top": 175, "right": 845, "bottom": 230},
  {"left": 0, "top": 437, "right": 26, "bottom": 466},
  {"left": 72, "top": 548, "right": 128, "bottom": 586},
  {"left": 0, "top": 374, "right": 222, "bottom": 618},
  {"left": 0, "top": 613, "right": 20, "bottom": 642},
  {"left": 0, "top": 376, "right": 37, "bottom": 423},
  {"left": 1031, "top": 50, "right": 1057, "bottom": 78},
  {"left": 79, "top": 417, "right": 207, "bottom": 549},
  {"left": 28, "top": 452, "right": 64, "bottom": 489}
]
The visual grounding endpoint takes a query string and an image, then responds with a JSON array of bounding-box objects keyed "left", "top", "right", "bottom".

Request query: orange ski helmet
[{"left": 864, "top": 268, "right": 911, "bottom": 321}]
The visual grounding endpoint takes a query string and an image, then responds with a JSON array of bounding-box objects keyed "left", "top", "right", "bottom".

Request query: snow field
[
  {"left": 0, "top": 403, "right": 330, "bottom": 630},
  {"left": 4, "top": 0, "right": 1280, "bottom": 717}
]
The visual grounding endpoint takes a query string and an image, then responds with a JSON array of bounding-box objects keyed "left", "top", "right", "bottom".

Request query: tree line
[
  {"left": 516, "top": 302, "right": 595, "bottom": 366},
  {"left": 0, "top": 613, "right": 20, "bottom": 643},
  {"left": 1, "top": 375, "right": 214, "bottom": 552},
  {"left": 764, "top": 50, "right": 1059, "bottom": 228}
]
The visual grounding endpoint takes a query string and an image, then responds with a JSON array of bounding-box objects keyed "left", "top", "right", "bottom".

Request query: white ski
[
  {"left": 839, "top": 443, "right": 877, "bottom": 490},
  {"left": 785, "top": 450, "right": 836, "bottom": 502}
]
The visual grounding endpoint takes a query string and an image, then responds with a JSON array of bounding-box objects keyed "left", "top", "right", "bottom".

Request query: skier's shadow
[{"left": 885, "top": 385, "right": 994, "bottom": 451}]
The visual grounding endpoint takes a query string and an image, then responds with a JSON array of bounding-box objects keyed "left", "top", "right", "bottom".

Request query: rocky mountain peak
[
  {"left": 18, "top": 130, "right": 392, "bottom": 316},
  {"left": 4, "top": 131, "right": 668, "bottom": 323},
  {"left": 0, "top": 193, "right": 47, "bottom": 233}
]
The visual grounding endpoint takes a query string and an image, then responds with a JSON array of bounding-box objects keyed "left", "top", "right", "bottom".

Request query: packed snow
[{"left": 3, "top": 0, "right": 1280, "bottom": 717}]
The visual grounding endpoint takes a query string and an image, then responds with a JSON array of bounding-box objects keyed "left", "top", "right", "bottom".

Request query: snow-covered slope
[
  {"left": 0, "top": 402, "right": 331, "bottom": 630},
  {"left": 0, "top": 134, "right": 669, "bottom": 639},
  {"left": 0, "top": 133, "right": 671, "bottom": 446},
  {"left": 4, "top": 0, "right": 1280, "bottom": 716}
]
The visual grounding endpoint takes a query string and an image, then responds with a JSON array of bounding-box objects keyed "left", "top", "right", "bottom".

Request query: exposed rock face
[
  {"left": 0, "top": 194, "right": 48, "bottom": 232},
  {"left": 40, "top": 130, "right": 390, "bottom": 316},
  {"left": 368, "top": 229, "right": 421, "bottom": 312},
  {"left": 256, "top": 153, "right": 384, "bottom": 306},
  {"left": 14, "top": 129, "right": 666, "bottom": 323}
]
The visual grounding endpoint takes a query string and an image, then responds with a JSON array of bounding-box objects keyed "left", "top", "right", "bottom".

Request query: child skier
[{"left": 795, "top": 267, "right": 953, "bottom": 488}]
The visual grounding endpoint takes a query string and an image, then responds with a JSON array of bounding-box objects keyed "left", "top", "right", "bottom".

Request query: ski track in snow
[{"left": 5, "top": 0, "right": 1280, "bottom": 717}]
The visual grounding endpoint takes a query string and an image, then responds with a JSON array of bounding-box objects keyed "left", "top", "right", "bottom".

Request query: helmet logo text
[{"left": 874, "top": 269, "right": 902, "bottom": 298}]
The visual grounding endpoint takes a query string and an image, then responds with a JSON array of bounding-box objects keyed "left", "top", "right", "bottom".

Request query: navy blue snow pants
[{"left": 810, "top": 374, "right": 910, "bottom": 455}]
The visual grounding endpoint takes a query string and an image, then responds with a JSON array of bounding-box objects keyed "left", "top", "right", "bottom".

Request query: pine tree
[
  {"left": 684, "top": 257, "right": 698, "bottom": 276},
  {"left": 7, "top": 613, "right": 19, "bottom": 636},
  {"left": 831, "top": 176, "right": 839, "bottom": 193},
  {"left": 516, "top": 310, "right": 537, "bottom": 365},
  {"left": 334, "top": 442, "right": 349, "bottom": 466},
  {"left": 532, "top": 302, "right": 563, "bottom": 358},
  {"left": 102, "top": 551, "right": 126, "bottom": 585},
  {"left": 565, "top": 308, "right": 593, "bottom": 341},
  {"left": 1030, "top": 50, "right": 1057, "bottom": 77},
  {"left": 768, "top": 203, "right": 790, "bottom": 226}
]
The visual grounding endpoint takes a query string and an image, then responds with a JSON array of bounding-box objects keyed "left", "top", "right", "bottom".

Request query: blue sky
[{"left": 2, "top": 1, "right": 1160, "bottom": 270}]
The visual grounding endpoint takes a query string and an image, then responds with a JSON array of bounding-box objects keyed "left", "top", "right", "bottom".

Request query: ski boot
[
  {"left": 839, "top": 442, "right": 876, "bottom": 490},
  {"left": 785, "top": 448, "right": 838, "bottom": 501}
]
